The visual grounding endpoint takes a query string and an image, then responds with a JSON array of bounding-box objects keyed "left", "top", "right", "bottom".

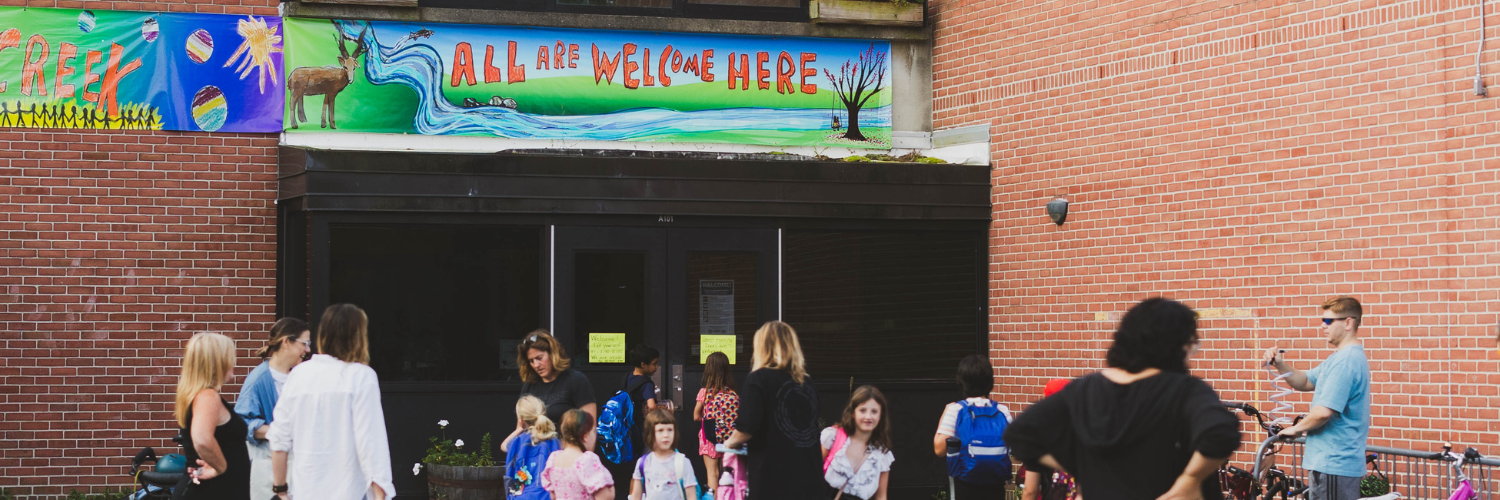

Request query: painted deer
[{"left": 288, "top": 28, "right": 367, "bottom": 129}]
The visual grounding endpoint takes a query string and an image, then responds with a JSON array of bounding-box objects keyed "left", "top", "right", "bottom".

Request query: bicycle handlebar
[{"left": 1250, "top": 434, "right": 1294, "bottom": 480}]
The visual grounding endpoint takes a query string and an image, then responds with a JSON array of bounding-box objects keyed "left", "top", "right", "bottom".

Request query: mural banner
[
  {"left": 0, "top": 7, "right": 284, "bottom": 132},
  {"left": 284, "top": 18, "right": 893, "bottom": 148}
]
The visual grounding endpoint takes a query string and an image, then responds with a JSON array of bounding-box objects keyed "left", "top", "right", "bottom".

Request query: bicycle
[
  {"left": 1219, "top": 402, "right": 1309, "bottom": 500},
  {"left": 1434, "top": 443, "right": 1482, "bottom": 500},
  {"left": 128, "top": 432, "right": 188, "bottom": 500}
]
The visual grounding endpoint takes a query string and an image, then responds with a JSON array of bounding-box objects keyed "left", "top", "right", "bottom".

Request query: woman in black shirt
[
  {"left": 723, "top": 321, "right": 822, "bottom": 500},
  {"left": 1005, "top": 298, "right": 1241, "bottom": 500},
  {"left": 518, "top": 330, "right": 598, "bottom": 425}
]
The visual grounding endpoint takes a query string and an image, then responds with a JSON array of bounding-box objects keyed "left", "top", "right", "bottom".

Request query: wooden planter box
[
  {"left": 810, "top": 0, "right": 924, "bottom": 27},
  {"left": 426, "top": 463, "right": 505, "bottom": 500}
]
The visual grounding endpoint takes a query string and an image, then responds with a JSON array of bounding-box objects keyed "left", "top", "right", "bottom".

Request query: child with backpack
[
  {"left": 542, "top": 409, "right": 615, "bottom": 500},
  {"left": 693, "top": 351, "right": 738, "bottom": 495},
  {"left": 505, "top": 395, "right": 561, "bottom": 500},
  {"left": 821, "top": 385, "right": 894, "bottom": 500},
  {"left": 933, "top": 354, "right": 1014, "bottom": 500},
  {"left": 601, "top": 345, "right": 664, "bottom": 497},
  {"left": 629, "top": 407, "right": 700, "bottom": 500}
]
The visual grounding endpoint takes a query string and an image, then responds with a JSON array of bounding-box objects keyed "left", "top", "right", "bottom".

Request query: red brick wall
[
  {"left": 933, "top": 0, "right": 1500, "bottom": 467},
  {"left": 0, "top": 0, "right": 280, "bottom": 492},
  {"left": 0, "top": 126, "right": 280, "bottom": 498}
]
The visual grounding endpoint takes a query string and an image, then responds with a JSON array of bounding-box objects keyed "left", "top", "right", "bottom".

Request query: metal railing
[{"left": 1262, "top": 439, "right": 1500, "bottom": 500}]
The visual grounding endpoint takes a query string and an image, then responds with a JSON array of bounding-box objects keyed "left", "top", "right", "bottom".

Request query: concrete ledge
[
  {"left": 931, "top": 124, "right": 989, "bottom": 148},
  {"left": 282, "top": 2, "right": 931, "bottom": 40}
]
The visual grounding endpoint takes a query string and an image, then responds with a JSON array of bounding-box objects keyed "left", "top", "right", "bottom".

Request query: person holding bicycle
[
  {"left": 1004, "top": 297, "right": 1242, "bottom": 500},
  {"left": 1260, "top": 296, "right": 1371, "bottom": 500}
]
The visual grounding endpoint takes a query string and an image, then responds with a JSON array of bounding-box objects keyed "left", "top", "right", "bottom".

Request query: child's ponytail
[
  {"left": 530, "top": 414, "right": 557, "bottom": 445},
  {"left": 515, "top": 395, "right": 558, "bottom": 444}
]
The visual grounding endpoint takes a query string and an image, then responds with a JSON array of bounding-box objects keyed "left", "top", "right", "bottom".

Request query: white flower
[
  {"left": 413, "top": 463, "right": 422, "bottom": 475},
  {"left": 455, "top": 439, "right": 465, "bottom": 448},
  {"left": 438, "top": 420, "right": 449, "bottom": 427}
]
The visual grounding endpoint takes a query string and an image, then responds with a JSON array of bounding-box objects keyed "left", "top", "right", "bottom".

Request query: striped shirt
[{"left": 936, "top": 398, "right": 1014, "bottom": 437}]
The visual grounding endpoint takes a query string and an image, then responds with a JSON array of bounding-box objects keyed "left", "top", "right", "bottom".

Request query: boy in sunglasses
[{"left": 1260, "top": 296, "right": 1370, "bottom": 500}]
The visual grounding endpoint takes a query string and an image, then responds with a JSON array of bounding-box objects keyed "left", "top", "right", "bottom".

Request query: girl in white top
[
  {"left": 630, "top": 407, "right": 698, "bottom": 500},
  {"left": 821, "top": 385, "right": 895, "bottom": 500},
  {"left": 269, "top": 304, "right": 396, "bottom": 500}
]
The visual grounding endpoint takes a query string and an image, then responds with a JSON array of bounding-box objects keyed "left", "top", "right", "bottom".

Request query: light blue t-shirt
[{"left": 1303, "top": 344, "right": 1371, "bottom": 477}]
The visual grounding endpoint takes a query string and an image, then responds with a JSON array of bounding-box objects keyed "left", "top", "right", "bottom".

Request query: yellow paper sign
[
  {"left": 700, "top": 335, "right": 737, "bottom": 364},
  {"left": 589, "top": 333, "right": 626, "bottom": 363}
]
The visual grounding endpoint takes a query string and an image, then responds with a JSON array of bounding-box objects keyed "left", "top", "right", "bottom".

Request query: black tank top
[{"left": 177, "top": 397, "right": 250, "bottom": 500}]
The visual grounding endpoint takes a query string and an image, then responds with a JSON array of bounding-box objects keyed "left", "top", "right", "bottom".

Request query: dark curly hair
[{"left": 1105, "top": 297, "right": 1199, "bottom": 374}]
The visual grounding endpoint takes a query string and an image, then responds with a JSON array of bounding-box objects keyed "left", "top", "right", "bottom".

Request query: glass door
[{"left": 552, "top": 226, "right": 778, "bottom": 485}]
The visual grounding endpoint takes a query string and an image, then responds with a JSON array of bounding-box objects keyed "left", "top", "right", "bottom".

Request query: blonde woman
[
  {"left": 269, "top": 304, "right": 395, "bottom": 500},
  {"left": 518, "top": 330, "right": 597, "bottom": 424},
  {"left": 174, "top": 332, "right": 250, "bottom": 500},
  {"left": 721, "top": 321, "right": 821, "bottom": 500}
]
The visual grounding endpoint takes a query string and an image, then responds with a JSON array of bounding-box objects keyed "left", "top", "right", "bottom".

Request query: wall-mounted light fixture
[{"left": 1046, "top": 198, "right": 1069, "bottom": 225}]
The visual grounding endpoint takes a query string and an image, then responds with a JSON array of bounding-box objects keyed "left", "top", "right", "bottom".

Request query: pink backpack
[
  {"left": 716, "top": 451, "right": 749, "bottom": 500},
  {"left": 822, "top": 426, "right": 847, "bottom": 473}
]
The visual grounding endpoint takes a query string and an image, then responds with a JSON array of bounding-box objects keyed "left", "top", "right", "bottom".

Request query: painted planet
[
  {"left": 78, "top": 11, "right": 96, "bottom": 33},
  {"left": 186, "top": 29, "right": 213, "bottom": 64},
  {"left": 142, "top": 18, "right": 159, "bottom": 42},
  {"left": 191, "top": 86, "right": 228, "bottom": 132}
]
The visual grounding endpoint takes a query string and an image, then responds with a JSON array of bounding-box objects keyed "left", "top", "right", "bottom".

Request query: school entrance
[
  {"left": 276, "top": 147, "right": 993, "bottom": 499},
  {"left": 553, "top": 226, "right": 777, "bottom": 413}
]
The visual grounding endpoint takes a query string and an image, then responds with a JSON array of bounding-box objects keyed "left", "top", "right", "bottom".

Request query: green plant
[
  {"left": 843, "top": 155, "right": 870, "bottom": 162},
  {"left": 1360, "top": 472, "right": 1390, "bottom": 496},
  {"left": 0, "top": 488, "right": 13, "bottom": 500},
  {"left": 62, "top": 489, "right": 130, "bottom": 500},
  {"left": 930, "top": 489, "right": 948, "bottom": 500},
  {"left": 421, "top": 420, "right": 496, "bottom": 467}
]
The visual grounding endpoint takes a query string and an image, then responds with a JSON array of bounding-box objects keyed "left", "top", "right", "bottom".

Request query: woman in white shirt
[
  {"left": 269, "top": 304, "right": 396, "bottom": 500},
  {"left": 821, "top": 385, "right": 894, "bottom": 500}
]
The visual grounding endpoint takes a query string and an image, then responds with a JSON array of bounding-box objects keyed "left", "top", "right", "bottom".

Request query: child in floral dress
[
  {"left": 693, "top": 351, "right": 738, "bottom": 494},
  {"left": 542, "top": 409, "right": 616, "bottom": 500}
]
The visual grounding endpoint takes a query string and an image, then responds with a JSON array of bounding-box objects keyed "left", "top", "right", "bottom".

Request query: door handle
[{"left": 671, "top": 364, "right": 684, "bottom": 410}]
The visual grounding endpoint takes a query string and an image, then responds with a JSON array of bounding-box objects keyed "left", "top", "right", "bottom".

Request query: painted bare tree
[{"left": 823, "top": 44, "right": 887, "bottom": 141}]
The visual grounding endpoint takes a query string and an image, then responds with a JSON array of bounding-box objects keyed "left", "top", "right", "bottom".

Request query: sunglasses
[{"left": 1322, "top": 317, "right": 1356, "bottom": 325}]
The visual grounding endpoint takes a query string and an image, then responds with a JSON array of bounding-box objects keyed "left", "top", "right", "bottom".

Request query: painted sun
[{"left": 224, "top": 16, "right": 283, "bottom": 94}]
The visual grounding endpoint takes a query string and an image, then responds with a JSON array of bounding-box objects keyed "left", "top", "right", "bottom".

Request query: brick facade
[
  {"left": 8, "top": 0, "right": 1500, "bottom": 496},
  {"left": 0, "top": 127, "right": 280, "bottom": 498},
  {"left": 932, "top": 0, "right": 1500, "bottom": 466},
  {"left": 0, "top": 0, "right": 280, "bottom": 489}
]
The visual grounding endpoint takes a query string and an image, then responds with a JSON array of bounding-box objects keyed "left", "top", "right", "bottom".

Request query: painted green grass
[
  {"left": 642, "top": 128, "right": 892, "bottom": 149},
  {"left": 283, "top": 69, "right": 891, "bottom": 131},
  {"left": 285, "top": 71, "right": 893, "bottom": 147},
  {"left": 439, "top": 75, "right": 890, "bottom": 116}
]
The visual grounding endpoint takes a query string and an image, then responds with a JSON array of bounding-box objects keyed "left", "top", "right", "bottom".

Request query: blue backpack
[
  {"left": 945, "top": 399, "right": 1013, "bottom": 484},
  {"left": 505, "top": 432, "right": 559, "bottom": 500},
  {"left": 598, "top": 377, "right": 649, "bottom": 465}
]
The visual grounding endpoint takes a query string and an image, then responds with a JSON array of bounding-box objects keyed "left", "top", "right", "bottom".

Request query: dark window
[
  {"left": 685, "top": 0, "right": 797, "bottom": 7},
  {"left": 417, "top": 0, "right": 807, "bottom": 22},
  {"left": 557, "top": 0, "right": 673, "bottom": 8},
  {"left": 574, "top": 252, "right": 647, "bottom": 364},
  {"left": 783, "top": 230, "right": 983, "bottom": 380},
  {"left": 685, "top": 252, "right": 759, "bottom": 365},
  {"left": 329, "top": 225, "right": 542, "bottom": 382}
]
